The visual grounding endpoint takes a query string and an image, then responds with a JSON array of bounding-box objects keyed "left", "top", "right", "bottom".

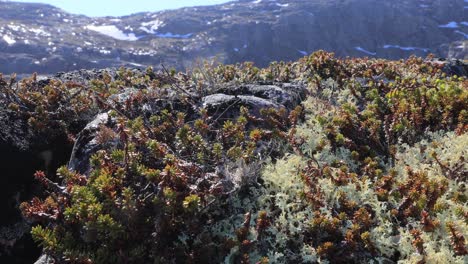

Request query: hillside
[
  {"left": 0, "top": 52, "right": 466, "bottom": 263},
  {"left": 0, "top": 0, "right": 467, "bottom": 75}
]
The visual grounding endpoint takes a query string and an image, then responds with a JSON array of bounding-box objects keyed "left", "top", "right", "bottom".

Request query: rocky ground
[
  {"left": 0, "top": 55, "right": 466, "bottom": 263},
  {"left": 1, "top": 65, "right": 307, "bottom": 263}
]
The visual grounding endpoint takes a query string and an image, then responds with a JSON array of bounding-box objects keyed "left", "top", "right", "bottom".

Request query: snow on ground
[
  {"left": 439, "top": 22, "right": 458, "bottom": 28},
  {"left": 383, "top": 45, "right": 428, "bottom": 52},
  {"left": 454, "top": 30, "right": 468, "bottom": 39},
  {"left": 86, "top": 25, "right": 138, "bottom": 41},
  {"left": 99, "top": 49, "right": 111, "bottom": 55},
  {"left": 132, "top": 49, "right": 157, "bottom": 56},
  {"left": 455, "top": 43, "right": 466, "bottom": 49},
  {"left": 140, "top": 19, "right": 165, "bottom": 34},
  {"left": 355, "top": 46, "right": 376, "bottom": 56},
  {"left": 29, "top": 28, "right": 51, "bottom": 37},
  {"left": 2, "top": 35, "right": 16, "bottom": 45},
  {"left": 156, "top": 32, "right": 192, "bottom": 38},
  {"left": 7, "top": 24, "right": 21, "bottom": 31},
  {"left": 128, "top": 62, "right": 145, "bottom": 67}
]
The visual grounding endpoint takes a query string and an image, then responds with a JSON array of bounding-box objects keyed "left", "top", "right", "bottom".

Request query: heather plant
[{"left": 14, "top": 51, "right": 468, "bottom": 263}]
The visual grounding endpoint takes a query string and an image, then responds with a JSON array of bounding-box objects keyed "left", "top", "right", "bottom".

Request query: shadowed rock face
[
  {"left": 0, "top": 127, "right": 72, "bottom": 263},
  {"left": 69, "top": 80, "right": 307, "bottom": 175},
  {"left": 0, "top": 73, "right": 91, "bottom": 263},
  {"left": 0, "top": 0, "right": 466, "bottom": 76}
]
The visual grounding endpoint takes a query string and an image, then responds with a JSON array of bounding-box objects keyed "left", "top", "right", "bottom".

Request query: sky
[{"left": 12, "top": 0, "right": 233, "bottom": 17}]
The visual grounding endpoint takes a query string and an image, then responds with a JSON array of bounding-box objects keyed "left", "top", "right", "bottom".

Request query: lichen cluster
[{"left": 8, "top": 51, "right": 467, "bottom": 263}]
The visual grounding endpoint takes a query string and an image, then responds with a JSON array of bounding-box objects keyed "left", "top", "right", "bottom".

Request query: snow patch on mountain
[
  {"left": 86, "top": 25, "right": 138, "bottom": 41},
  {"left": 139, "top": 19, "right": 165, "bottom": 34},
  {"left": 383, "top": 45, "right": 428, "bottom": 52},
  {"left": 2, "top": 34, "right": 15, "bottom": 45},
  {"left": 156, "top": 32, "right": 192, "bottom": 39},
  {"left": 439, "top": 22, "right": 459, "bottom": 28},
  {"left": 355, "top": 46, "right": 376, "bottom": 56},
  {"left": 29, "top": 28, "right": 51, "bottom": 37},
  {"left": 454, "top": 30, "right": 468, "bottom": 39}
]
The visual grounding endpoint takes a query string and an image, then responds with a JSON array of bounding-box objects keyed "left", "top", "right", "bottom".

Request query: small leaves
[
  {"left": 31, "top": 226, "right": 58, "bottom": 251},
  {"left": 182, "top": 194, "right": 201, "bottom": 212},
  {"left": 14, "top": 52, "right": 467, "bottom": 263},
  {"left": 447, "top": 222, "right": 468, "bottom": 256}
]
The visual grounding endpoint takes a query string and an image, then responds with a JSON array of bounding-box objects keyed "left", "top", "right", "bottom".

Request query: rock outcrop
[{"left": 0, "top": 67, "right": 307, "bottom": 263}]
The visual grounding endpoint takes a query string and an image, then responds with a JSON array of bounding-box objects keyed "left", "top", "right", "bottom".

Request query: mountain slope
[{"left": 0, "top": 0, "right": 466, "bottom": 75}]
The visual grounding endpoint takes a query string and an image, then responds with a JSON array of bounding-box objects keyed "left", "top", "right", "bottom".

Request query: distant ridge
[{"left": 0, "top": 0, "right": 466, "bottom": 75}]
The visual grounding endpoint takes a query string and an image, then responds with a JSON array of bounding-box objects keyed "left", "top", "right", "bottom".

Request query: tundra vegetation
[{"left": 2, "top": 51, "right": 466, "bottom": 263}]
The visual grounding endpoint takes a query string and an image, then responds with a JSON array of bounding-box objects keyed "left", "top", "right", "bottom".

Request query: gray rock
[
  {"left": 202, "top": 93, "right": 279, "bottom": 119},
  {"left": 442, "top": 59, "right": 468, "bottom": 77},
  {"left": 202, "top": 93, "right": 237, "bottom": 108},
  {"left": 238, "top": 95, "right": 280, "bottom": 109},
  {"left": 68, "top": 112, "right": 112, "bottom": 175},
  {"left": 427, "top": 58, "right": 468, "bottom": 77},
  {"left": 0, "top": 100, "right": 78, "bottom": 263},
  {"left": 108, "top": 88, "right": 140, "bottom": 104},
  {"left": 217, "top": 83, "right": 307, "bottom": 108},
  {"left": 203, "top": 83, "right": 306, "bottom": 119},
  {"left": 0, "top": 221, "right": 29, "bottom": 253},
  {"left": 34, "top": 254, "right": 54, "bottom": 264}
]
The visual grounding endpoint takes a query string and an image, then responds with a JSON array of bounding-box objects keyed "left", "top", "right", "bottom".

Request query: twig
[
  {"left": 211, "top": 98, "right": 242, "bottom": 125},
  {"left": 161, "top": 64, "right": 198, "bottom": 103}
]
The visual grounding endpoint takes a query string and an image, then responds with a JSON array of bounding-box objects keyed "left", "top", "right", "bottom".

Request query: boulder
[
  {"left": 203, "top": 82, "right": 307, "bottom": 119},
  {"left": 428, "top": 58, "right": 468, "bottom": 77},
  {"left": 68, "top": 112, "right": 112, "bottom": 175},
  {"left": 34, "top": 254, "right": 54, "bottom": 264},
  {"left": 0, "top": 109, "right": 72, "bottom": 263}
]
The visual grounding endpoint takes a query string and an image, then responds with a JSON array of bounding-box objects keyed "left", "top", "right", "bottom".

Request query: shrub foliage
[{"left": 9, "top": 52, "right": 468, "bottom": 263}]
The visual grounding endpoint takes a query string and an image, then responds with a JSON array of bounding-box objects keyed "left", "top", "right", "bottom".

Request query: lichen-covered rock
[
  {"left": 203, "top": 82, "right": 307, "bottom": 119},
  {"left": 202, "top": 93, "right": 279, "bottom": 117},
  {"left": 429, "top": 58, "right": 468, "bottom": 77},
  {"left": 68, "top": 112, "right": 112, "bottom": 175},
  {"left": 69, "top": 82, "right": 306, "bottom": 177},
  {"left": 34, "top": 254, "right": 54, "bottom": 264}
]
